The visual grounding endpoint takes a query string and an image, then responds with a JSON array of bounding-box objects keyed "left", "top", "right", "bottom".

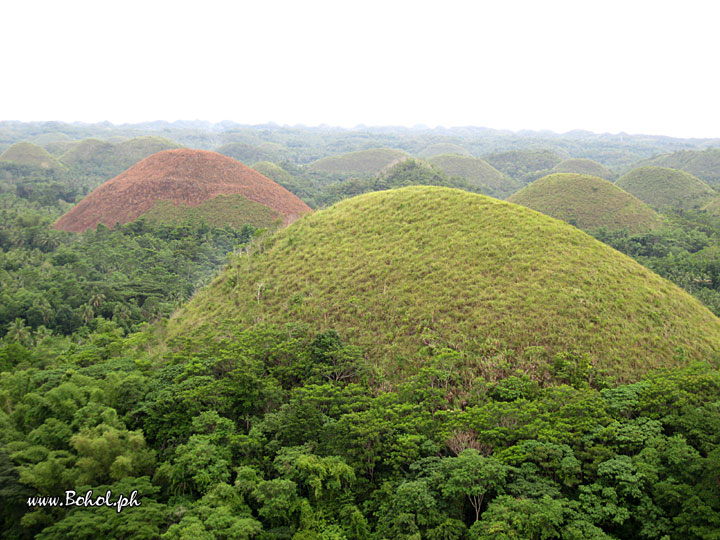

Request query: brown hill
[{"left": 53, "top": 149, "right": 312, "bottom": 232}]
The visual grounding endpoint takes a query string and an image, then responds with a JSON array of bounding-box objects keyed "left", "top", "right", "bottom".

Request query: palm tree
[{"left": 6, "top": 318, "right": 31, "bottom": 346}]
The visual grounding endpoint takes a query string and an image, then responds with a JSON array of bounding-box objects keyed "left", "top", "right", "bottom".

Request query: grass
[
  {"left": 507, "top": 173, "right": 661, "bottom": 233},
  {"left": 0, "top": 142, "right": 63, "bottom": 169},
  {"left": 251, "top": 161, "right": 295, "bottom": 184},
  {"left": 307, "top": 148, "right": 410, "bottom": 175},
  {"left": 429, "top": 154, "right": 520, "bottom": 198},
  {"left": 551, "top": 158, "right": 615, "bottom": 180},
  {"left": 616, "top": 166, "right": 716, "bottom": 210},
  {"left": 641, "top": 148, "right": 720, "bottom": 184},
  {"left": 139, "top": 194, "right": 282, "bottom": 229},
  {"left": 167, "top": 186, "right": 720, "bottom": 383}
]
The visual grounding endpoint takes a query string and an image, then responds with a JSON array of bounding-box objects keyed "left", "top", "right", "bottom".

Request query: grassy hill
[
  {"left": 484, "top": 149, "right": 565, "bottom": 185},
  {"left": 641, "top": 148, "right": 720, "bottom": 184},
  {"left": 59, "top": 136, "right": 182, "bottom": 183},
  {"left": 215, "top": 142, "right": 286, "bottom": 164},
  {"left": 251, "top": 161, "right": 295, "bottom": 184},
  {"left": 616, "top": 166, "right": 716, "bottom": 210},
  {"left": 306, "top": 148, "right": 410, "bottom": 175},
  {"left": 428, "top": 154, "right": 520, "bottom": 198},
  {"left": 0, "top": 142, "right": 63, "bottom": 169},
  {"left": 507, "top": 173, "right": 661, "bottom": 233},
  {"left": 54, "top": 149, "right": 312, "bottom": 232},
  {"left": 551, "top": 158, "right": 615, "bottom": 179},
  {"left": 167, "top": 186, "right": 720, "bottom": 382},
  {"left": 418, "top": 143, "right": 470, "bottom": 157}
]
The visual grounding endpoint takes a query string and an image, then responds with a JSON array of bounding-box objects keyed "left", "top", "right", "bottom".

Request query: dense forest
[{"left": 2, "top": 121, "right": 720, "bottom": 539}]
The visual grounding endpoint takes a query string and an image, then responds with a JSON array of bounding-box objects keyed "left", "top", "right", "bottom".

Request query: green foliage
[{"left": 551, "top": 158, "right": 616, "bottom": 180}]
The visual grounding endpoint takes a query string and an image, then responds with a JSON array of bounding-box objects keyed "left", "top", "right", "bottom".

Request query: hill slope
[
  {"left": 307, "top": 148, "right": 410, "bottom": 175},
  {"left": 484, "top": 149, "right": 565, "bottom": 185},
  {"left": 418, "top": 143, "right": 470, "bottom": 157},
  {"left": 429, "top": 154, "right": 520, "bottom": 197},
  {"left": 168, "top": 186, "right": 720, "bottom": 382},
  {"left": 616, "top": 166, "right": 716, "bottom": 210},
  {"left": 551, "top": 158, "right": 615, "bottom": 179},
  {"left": 507, "top": 173, "right": 661, "bottom": 233},
  {"left": 53, "top": 149, "right": 312, "bottom": 232},
  {"left": 0, "top": 142, "right": 63, "bottom": 169},
  {"left": 641, "top": 148, "right": 720, "bottom": 184}
]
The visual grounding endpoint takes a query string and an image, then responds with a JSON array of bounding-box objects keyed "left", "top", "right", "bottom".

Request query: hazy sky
[{"left": 3, "top": 0, "right": 719, "bottom": 138}]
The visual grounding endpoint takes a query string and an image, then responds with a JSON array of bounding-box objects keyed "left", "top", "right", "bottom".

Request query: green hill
[
  {"left": 484, "top": 149, "right": 565, "bottom": 184},
  {"left": 307, "top": 148, "right": 410, "bottom": 175},
  {"left": 251, "top": 161, "right": 295, "bottom": 184},
  {"left": 167, "top": 186, "right": 720, "bottom": 382},
  {"left": 616, "top": 166, "right": 716, "bottom": 210},
  {"left": 551, "top": 158, "right": 615, "bottom": 179},
  {"left": 507, "top": 173, "right": 661, "bottom": 233},
  {"left": 641, "top": 148, "right": 720, "bottom": 184},
  {"left": 418, "top": 143, "right": 470, "bottom": 157},
  {"left": 429, "top": 154, "right": 520, "bottom": 198},
  {"left": 59, "top": 136, "right": 181, "bottom": 181},
  {"left": 0, "top": 142, "right": 63, "bottom": 169},
  {"left": 215, "top": 142, "right": 286, "bottom": 164}
]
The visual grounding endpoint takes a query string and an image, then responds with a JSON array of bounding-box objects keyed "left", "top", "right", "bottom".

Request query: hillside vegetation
[
  {"left": 429, "top": 154, "right": 520, "bottom": 198},
  {"left": 507, "top": 173, "right": 661, "bottom": 233},
  {"left": 616, "top": 166, "right": 716, "bottom": 210},
  {"left": 551, "top": 158, "right": 615, "bottom": 180},
  {"left": 484, "top": 149, "right": 565, "bottom": 185},
  {"left": 168, "top": 186, "right": 720, "bottom": 382},
  {"left": 418, "top": 142, "right": 470, "bottom": 157},
  {"left": 0, "top": 142, "right": 63, "bottom": 169},
  {"left": 641, "top": 147, "right": 720, "bottom": 184},
  {"left": 306, "top": 148, "right": 410, "bottom": 175}
]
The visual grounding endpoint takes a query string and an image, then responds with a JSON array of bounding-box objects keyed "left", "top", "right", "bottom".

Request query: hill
[
  {"left": 641, "top": 148, "right": 720, "bottom": 184},
  {"left": 484, "top": 149, "right": 565, "bottom": 184},
  {"left": 551, "top": 158, "right": 615, "bottom": 179},
  {"left": 306, "top": 148, "right": 410, "bottom": 175},
  {"left": 215, "top": 141, "right": 286, "bottom": 164},
  {"left": 507, "top": 173, "right": 661, "bottom": 233},
  {"left": 615, "top": 166, "right": 716, "bottom": 210},
  {"left": 429, "top": 154, "right": 520, "bottom": 198},
  {"left": 251, "top": 161, "right": 295, "bottom": 184},
  {"left": 59, "top": 136, "right": 182, "bottom": 180},
  {"left": 418, "top": 142, "right": 470, "bottom": 157},
  {"left": 167, "top": 186, "right": 720, "bottom": 382},
  {"left": 0, "top": 142, "right": 63, "bottom": 169},
  {"left": 53, "top": 149, "right": 312, "bottom": 232}
]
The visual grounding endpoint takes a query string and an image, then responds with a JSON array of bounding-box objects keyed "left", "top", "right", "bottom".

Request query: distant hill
[
  {"left": 640, "top": 148, "right": 720, "bottom": 184},
  {"left": 484, "top": 149, "right": 565, "bottom": 185},
  {"left": 306, "top": 148, "right": 410, "bottom": 175},
  {"left": 0, "top": 142, "right": 63, "bottom": 169},
  {"left": 54, "top": 149, "right": 312, "bottom": 232},
  {"left": 59, "top": 136, "right": 182, "bottom": 182},
  {"left": 215, "top": 142, "right": 286, "bottom": 164},
  {"left": 251, "top": 161, "right": 295, "bottom": 184},
  {"left": 616, "top": 166, "right": 716, "bottom": 210},
  {"left": 168, "top": 186, "right": 720, "bottom": 382},
  {"left": 428, "top": 154, "right": 520, "bottom": 198},
  {"left": 418, "top": 143, "right": 470, "bottom": 158},
  {"left": 507, "top": 173, "right": 660, "bottom": 233},
  {"left": 551, "top": 158, "right": 615, "bottom": 180}
]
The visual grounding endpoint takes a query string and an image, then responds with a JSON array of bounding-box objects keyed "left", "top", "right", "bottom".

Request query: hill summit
[
  {"left": 507, "top": 173, "right": 661, "bottom": 233},
  {"left": 53, "top": 149, "right": 312, "bottom": 232},
  {"left": 615, "top": 166, "right": 715, "bottom": 210},
  {"left": 168, "top": 186, "right": 720, "bottom": 382}
]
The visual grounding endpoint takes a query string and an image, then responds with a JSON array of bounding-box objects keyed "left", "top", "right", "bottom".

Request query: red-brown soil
[{"left": 54, "top": 149, "right": 312, "bottom": 232}]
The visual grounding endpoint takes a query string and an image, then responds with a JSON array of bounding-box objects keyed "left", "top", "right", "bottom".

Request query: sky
[{"left": 2, "top": 0, "right": 719, "bottom": 138}]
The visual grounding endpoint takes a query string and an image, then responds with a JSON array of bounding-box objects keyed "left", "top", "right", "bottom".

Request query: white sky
[{"left": 2, "top": 0, "right": 719, "bottom": 138}]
